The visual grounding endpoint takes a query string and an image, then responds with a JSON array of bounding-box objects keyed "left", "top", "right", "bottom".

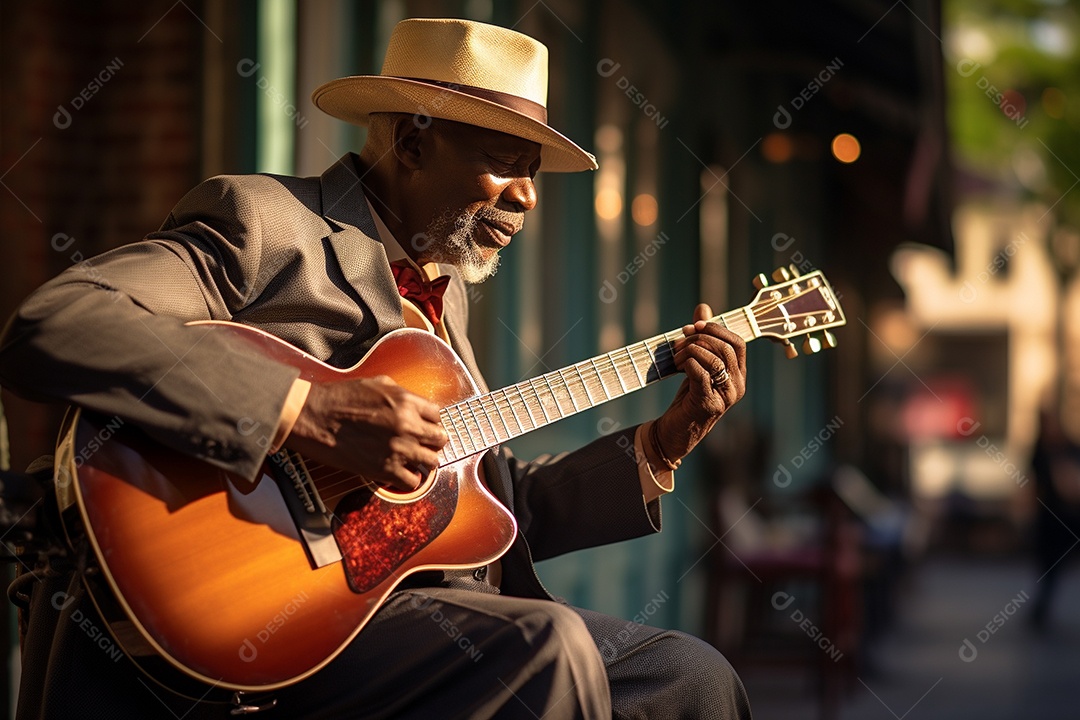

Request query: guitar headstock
[{"left": 748, "top": 266, "right": 846, "bottom": 358}]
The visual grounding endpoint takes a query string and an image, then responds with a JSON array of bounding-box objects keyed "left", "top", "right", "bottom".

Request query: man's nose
[{"left": 502, "top": 176, "right": 537, "bottom": 213}]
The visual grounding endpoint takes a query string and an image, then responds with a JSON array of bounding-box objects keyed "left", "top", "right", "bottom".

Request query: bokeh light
[
  {"left": 762, "top": 132, "right": 795, "bottom": 163},
  {"left": 631, "top": 193, "right": 658, "bottom": 226},
  {"left": 831, "top": 133, "right": 861, "bottom": 163},
  {"left": 595, "top": 188, "right": 623, "bottom": 220}
]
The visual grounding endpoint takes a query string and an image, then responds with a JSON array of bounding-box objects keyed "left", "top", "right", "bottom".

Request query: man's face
[{"left": 413, "top": 120, "right": 541, "bottom": 283}]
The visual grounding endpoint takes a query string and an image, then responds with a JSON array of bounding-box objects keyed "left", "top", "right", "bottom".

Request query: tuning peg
[
  {"left": 787, "top": 263, "right": 802, "bottom": 278},
  {"left": 782, "top": 339, "right": 799, "bottom": 359},
  {"left": 822, "top": 330, "right": 837, "bottom": 348},
  {"left": 802, "top": 336, "right": 822, "bottom": 354},
  {"left": 772, "top": 267, "right": 791, "bottom": 282},
  {"left": 753, "top": 273, "right": 769, "bottom": 290}
]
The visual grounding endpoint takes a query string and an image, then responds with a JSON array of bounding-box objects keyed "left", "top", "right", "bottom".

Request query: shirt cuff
[
  {"left": 269, "top": 378, "right": 312, "bottom": 454},
  {"left": 636, "top": 422, "right": 675, "bottom": 503}
]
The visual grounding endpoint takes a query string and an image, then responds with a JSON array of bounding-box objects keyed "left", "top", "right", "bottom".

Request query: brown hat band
[{"left": 396, "top": 77, "right": 549, "bottom": 125}]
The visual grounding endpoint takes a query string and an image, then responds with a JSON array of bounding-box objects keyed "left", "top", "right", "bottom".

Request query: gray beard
[{"left": 420, "top": 209, "right": 501, "bottom": 284}]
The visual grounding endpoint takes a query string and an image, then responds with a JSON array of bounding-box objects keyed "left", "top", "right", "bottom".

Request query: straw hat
[{"left": 311, "top": 18, "right": 597, "bottom": 173}]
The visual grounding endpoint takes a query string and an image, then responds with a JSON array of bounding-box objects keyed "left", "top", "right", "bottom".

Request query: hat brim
[{"left": 311, "top": 76, "right": 598, "bottom": 173}]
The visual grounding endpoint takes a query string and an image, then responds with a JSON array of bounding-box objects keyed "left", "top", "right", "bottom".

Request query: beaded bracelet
[{"left": 649, "top": 420, "right": 681, "bottom": 472}]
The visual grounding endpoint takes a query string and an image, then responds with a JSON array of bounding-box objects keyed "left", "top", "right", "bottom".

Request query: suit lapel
[
  {"left": 438, "top": 265, "right": 489, "bottom": 394},
  {"left": 319, "top": 154, "right": 404, "bottom": 343}
]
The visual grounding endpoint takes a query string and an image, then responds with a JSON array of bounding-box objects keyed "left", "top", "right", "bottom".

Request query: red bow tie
[{"left": 390, "top": 261, "right": 450, "bottom": 326}]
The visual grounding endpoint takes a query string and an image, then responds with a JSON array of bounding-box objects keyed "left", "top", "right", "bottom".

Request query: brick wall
[{"left": 1, "top": 1, "right": 206, "bottom": 468}]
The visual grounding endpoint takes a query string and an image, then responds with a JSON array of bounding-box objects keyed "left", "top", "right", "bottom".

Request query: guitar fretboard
[{"left": 436, "top": 309, "right": 755, "bottom": 465}]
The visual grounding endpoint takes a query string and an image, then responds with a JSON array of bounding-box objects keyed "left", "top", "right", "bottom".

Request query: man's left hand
[{"left": 654, "top": 303, "right": 747, "bottom": 463}]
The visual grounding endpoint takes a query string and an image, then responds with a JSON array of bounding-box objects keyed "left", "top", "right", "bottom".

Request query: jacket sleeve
[
  {"left": 0, "top": 175, "right": 303, "bottom": 481},
  {"left": 500, "top": 425, "right": 662, "bottom": 562}
]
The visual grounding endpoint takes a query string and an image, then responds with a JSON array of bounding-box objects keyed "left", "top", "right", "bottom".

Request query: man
[{"left": 1, "top": 18, "right": 751, "bottom": 719}]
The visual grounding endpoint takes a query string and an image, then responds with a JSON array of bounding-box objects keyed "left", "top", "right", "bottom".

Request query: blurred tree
[{"left": 945, "top": 0, "right": 1080, "bottom": 230}]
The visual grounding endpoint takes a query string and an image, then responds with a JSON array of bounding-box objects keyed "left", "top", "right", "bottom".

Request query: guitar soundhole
[
  {"left": 373, "top": 467, "right": 437, "bottom": 502},
  {"left": 332, "top": 470, "right": 458, "bottom": 594}
]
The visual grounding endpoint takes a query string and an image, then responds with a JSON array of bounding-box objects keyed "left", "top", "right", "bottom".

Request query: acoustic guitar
[{"left": 54, "top": 266, "right": 845, "bottom": 700}]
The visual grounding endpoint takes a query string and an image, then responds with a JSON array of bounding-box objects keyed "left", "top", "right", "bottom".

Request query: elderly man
[{"left": 1, "top": 18, "right": 751, "bottom": 720}]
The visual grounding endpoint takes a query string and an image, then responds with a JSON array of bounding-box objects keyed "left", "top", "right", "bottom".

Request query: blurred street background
[{"left": 2, "top": 0, "right": 1080, "bottom": 717}]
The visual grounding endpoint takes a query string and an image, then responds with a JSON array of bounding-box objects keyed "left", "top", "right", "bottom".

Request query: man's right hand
[{"left": 285, "top": 376, "right": 448, "bottom": 492}]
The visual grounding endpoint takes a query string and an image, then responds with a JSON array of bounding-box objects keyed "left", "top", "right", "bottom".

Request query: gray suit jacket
[{"left": 0, "top": 153, "right": 660, "bottom": 598}]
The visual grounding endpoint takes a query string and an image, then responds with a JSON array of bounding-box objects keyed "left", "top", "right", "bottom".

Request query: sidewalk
[{"left": 741, "top": 554, "right": 1080, "bottom": 720}]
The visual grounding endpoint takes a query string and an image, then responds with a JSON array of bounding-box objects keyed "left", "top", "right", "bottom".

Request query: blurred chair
[
  {"left": 705, "top": 475, "right": 863, "bottom": 720},
  {"left": 831, "top": 464, "right": 919, "bottom": 640}
]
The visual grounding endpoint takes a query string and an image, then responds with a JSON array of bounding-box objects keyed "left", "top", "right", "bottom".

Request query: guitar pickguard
[{"left": 331, "top": 470, "right": 458, "bottom": 593}]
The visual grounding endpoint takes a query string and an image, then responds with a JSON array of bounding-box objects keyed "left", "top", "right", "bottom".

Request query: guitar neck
[{"left": 437, "top": 307, "right": 756, "bottom": 465}]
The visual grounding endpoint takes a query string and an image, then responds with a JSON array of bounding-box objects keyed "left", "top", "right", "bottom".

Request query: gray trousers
[{"left": 16, "top": 575, "right": 751, "bottom": 719}]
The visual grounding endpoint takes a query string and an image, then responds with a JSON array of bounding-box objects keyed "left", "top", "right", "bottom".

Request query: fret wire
[
  {"left": 470, "top": 396, "right": 492, "bottom": 443},
  {"left": 464, "top": 400, "right": 493, "bottom": 448},
  {"left": 516, "top": 383, "right": 540, "bottom": 428},
  {"left": 449, "top": 405, "right": 479, "bottom": 455},
  {"left": 573, "top": 363, "right": 596, "bottom": 406},
  {"left": 585, "top": 357, "right": 608, "bottom": 400},
  {"left": 583, "top": 362, "right": 600, "bottom": 403},
  {"left": 575, "top": 363, "right": 596, "bottom": 405},
  {"left": 515, "top": 387, "right": 534, "bottom": 431},
  {"left": 624, "top": 346, "right": 646, "bottom": 386},
  {"left": 638, "top": 341, "right": 658, "bottom": 382},
  {"left": 528, "top": 378, "right": 552, "bottom": 424},
  {"left": 443, "top": 409, "right": 470, "bottom": 458},
  {"left": 540, "top": 374, "right": 565, "bottom": 418},
  {"left": 450, "top": 407, "right": 473, "bottom": 457},
  {"left": 470, "top": 395, "right": 492, "bottom": 444},
  {"left": 546, "top": 371, "right": 566, "bottom": 416},
  {"left": 441, "top": 409, "right": 460, "bottom": 462},
  {"left": 558, "top": 368, "right": 582, "bottom": 412},
  {"left": 485, "top": 393, "right": 511, "bottom": 441},
  {"left": 606, "top": 351, "right": 631, "bottom": 394},
  {"left": 470, "top": 397, "right": 498, "bottom": 446},
  {"left": 501, "top": 388, "right": 526, "bottom": 436},
  {"left": 659, "top": 334, "right": 677, "bottom": 377},
  {"left": 485, "top": 393, "right": 504, "bottom": 438}
]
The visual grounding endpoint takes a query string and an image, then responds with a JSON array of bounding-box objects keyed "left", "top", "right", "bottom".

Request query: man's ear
[{"left": 391, "top": 115, "right": 428, "bottom": 171}]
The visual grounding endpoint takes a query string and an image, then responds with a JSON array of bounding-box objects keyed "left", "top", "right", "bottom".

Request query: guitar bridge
[{"left": 268, "top": 450, "right": 342, "bottom": 569}]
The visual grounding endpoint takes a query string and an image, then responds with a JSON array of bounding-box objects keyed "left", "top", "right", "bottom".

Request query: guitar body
[{"left": 54, "top": 323, "right": 518, "bottom": 696}]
